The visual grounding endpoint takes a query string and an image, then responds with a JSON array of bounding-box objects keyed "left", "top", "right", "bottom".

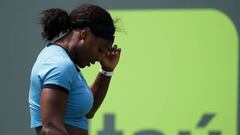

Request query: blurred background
[{"left": 0, "top": 0, "right": 239, "bottom": 135}]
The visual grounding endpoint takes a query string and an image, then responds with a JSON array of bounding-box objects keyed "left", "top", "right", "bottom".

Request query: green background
[{"left": 82, "top": 9, "right": 238, "bottom": 135}]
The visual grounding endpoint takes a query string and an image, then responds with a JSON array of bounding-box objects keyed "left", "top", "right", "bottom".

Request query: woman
[{"left": 28, "top": 4, "right": 121, "bottom": 135}]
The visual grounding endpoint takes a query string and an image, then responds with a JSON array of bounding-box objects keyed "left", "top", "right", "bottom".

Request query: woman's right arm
[{"left": 40, "top": 87, "right": 69, "bottom": 135}]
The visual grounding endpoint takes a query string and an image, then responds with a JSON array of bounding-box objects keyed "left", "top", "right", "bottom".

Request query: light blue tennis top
[{"left": 28, "top": 44, "right": 94, "bottom": 130}]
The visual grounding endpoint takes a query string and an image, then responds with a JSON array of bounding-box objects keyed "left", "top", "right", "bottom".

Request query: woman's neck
[{"left": 54, "top": 32, "right": 77, "bottom": 63}]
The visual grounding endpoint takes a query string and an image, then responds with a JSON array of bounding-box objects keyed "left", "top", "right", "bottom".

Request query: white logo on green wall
[{"left": 97, "top": 113, "right": 221, "bottom": 135}]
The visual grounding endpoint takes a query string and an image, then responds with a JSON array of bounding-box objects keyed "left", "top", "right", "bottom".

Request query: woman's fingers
[
  {"left": 115, "top": 48, "right": 121, "bottom": 55},
  {"left": 107, "top": 44, "right": 121, "bottom": 56},
  {"left": 112, "top": 44, "right": 117, "bottom": 49}
]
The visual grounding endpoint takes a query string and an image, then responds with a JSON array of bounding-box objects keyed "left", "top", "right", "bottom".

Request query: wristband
[{"left": 99, "top": 68, "right": 113, "bottom": 77}]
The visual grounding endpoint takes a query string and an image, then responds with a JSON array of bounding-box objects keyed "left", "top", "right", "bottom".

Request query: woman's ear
[
  {"left": 70, "top": 30, "right": 82, "bottom": 45},
  {"left": 80, "top": 27, "right": 91, "bottom": 42}
]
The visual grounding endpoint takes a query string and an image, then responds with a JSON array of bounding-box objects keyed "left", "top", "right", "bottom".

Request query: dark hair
[{"left": 40, "top": 4, "right": 115, "bottom": 41}]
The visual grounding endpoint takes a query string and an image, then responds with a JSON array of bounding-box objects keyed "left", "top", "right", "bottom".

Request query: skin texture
[{"left": 36, "top": 27, "right": 121, "bottom": 135}]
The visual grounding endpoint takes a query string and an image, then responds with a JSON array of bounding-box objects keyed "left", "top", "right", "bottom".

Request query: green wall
[{"left": 82, "top": 9, "right": 238, "bottom": 135}]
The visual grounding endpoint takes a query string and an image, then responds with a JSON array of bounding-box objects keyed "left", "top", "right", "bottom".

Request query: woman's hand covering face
[{"left": 100, "top": 44, "right": 121, "bottom": 71}]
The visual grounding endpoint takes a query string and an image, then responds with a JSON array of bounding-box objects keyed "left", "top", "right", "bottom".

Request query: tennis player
[{"left": 28, "top": 4, "right": 121, "bottom": 135}]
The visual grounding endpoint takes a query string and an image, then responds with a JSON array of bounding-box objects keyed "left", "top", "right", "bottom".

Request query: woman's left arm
[{"left": 86, "top": 45, "right": 121, "bottom": 119}]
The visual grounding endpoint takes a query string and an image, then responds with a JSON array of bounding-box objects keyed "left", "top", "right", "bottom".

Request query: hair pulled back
[{"left": 40, "top": 4, "right": 115, "bottom": 41}]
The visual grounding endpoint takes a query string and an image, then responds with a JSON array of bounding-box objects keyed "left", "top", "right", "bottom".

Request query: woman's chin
[{"left": 78, "top": 64, "right": 86, "bottom": 68}]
